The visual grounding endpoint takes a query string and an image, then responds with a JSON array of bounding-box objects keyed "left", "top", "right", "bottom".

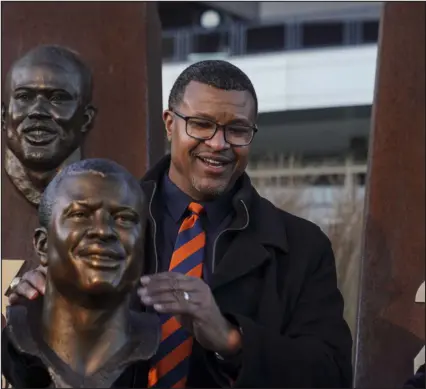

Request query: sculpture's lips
[
  {"left": 22, "top": 126, "right": 58, "bottom": 145},
  {"left": 77, "top": 247, "right": 125, "bottom": 270}
]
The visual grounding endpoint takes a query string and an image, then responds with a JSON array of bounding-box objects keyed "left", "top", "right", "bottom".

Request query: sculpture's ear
[
  {"left": 81, "top": 104, "right": 97, "bottom": 135},
  {"left": 33, "top": 227, "right": 48, "bottom": 266},
  {"left": 1, "top": 102, "right": 6, "bottom": 132}
]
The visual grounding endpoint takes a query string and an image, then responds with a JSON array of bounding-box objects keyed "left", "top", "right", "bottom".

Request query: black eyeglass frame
[{"left": 171, "top": 109, "right": 258, "bottom": 147}]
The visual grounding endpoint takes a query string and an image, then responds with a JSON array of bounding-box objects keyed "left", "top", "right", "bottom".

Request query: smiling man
[
  {"left": 2, "top": 159, "right": 160, "bottom": 388},
  {"left": 2, "top": 45, "right": 96, "bottom": 205},
  {"left": 9, "top": 60, "right": 353, "bottom": 388}
]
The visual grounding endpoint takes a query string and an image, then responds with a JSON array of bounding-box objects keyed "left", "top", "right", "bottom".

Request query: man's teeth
[{"left": 200, "top": 157, "right": 225, "bottom": 166}]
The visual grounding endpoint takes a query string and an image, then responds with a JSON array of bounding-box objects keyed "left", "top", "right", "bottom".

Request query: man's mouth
[
  {"left": 195, "top": 155, "right": 233, "bottom": 173},
  {"left": 22, "top": 127, "right": 58, "bottom": 145}
]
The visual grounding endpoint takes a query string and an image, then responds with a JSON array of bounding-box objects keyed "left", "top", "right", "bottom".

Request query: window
[
  {"left": 192, "top": 31, "right": 229, "bottom": 53},
  {"left": 246, "top": 25, "right": 286, "bottom": 54},
  {"left": 302, "top": 22, "right": 344, "bottom": 48},
  {"left": 162, "top": 36, "right": 175, "bottom": 61},
  {"left": 362, "top": 21, "right": 379, "bottom": 43}
]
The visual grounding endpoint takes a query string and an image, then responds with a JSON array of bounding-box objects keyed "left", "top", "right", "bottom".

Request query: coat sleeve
[{"left": 207, "top": 237, "right": 353, "bottom": 388}]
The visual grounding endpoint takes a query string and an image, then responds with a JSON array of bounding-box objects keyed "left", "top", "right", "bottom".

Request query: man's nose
[
  {"left": 28, "top": 96, "right": 51, "bottom": 119},
  {"left": 204, "top": 128, "right": 230, "bottom": 151}
]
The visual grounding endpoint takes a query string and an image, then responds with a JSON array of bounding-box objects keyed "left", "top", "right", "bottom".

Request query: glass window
[
  {"left": 162, "top": 36, "right": 175, "bottom": 61},
  {"left": 302, "top": 22, "right": 344, "bottom": 48},
  {"left": 246, "top": 25, "right": 286, "bottom": 54},
  {"left": 192, "top": 31, "right": 229, "bottom": 53},
  {"left": 362, "top": 21, "right": 379, "bottom": 43}
]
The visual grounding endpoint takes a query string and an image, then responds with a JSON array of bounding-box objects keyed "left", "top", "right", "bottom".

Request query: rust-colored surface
[
  {"left": 354, "top": 3, "right": 425, "bottom": 388},
  {"left": 1, "top": 2, "right": 164, "bottom": 275}
]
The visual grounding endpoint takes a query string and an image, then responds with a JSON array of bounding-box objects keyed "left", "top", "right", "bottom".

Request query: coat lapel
[
  {"left": 210, "top": 229, "right": 271, "bottom": 291},
  {"left": 210, "top": 192, "right": 289, "bottom": 291}
]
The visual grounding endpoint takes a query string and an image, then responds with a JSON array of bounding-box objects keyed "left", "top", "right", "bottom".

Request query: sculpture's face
[
  {"left": 2, "top": 60, "right": 93, "bottom": 171},
  {"left": 43, "top": 173, "right": 146, "bottom": 298}
]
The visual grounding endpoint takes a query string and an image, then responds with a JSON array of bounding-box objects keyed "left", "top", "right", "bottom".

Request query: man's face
[
  {"left": 40, "top": 173, "right": 146, "bottom": 297},
  {"left": 164, "top": 81, "right": 256, "bottom": 200},
  {"left": 2, "top": 61, "right": 93, "bottom": 171}
]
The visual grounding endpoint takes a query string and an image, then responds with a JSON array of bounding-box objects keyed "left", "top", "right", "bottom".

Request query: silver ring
[
  {"left": 183, "top": 291, "right": 190, "bottom": 302},
  {"left": 9, "top": 277, "right": 21, "bottom": 290}
]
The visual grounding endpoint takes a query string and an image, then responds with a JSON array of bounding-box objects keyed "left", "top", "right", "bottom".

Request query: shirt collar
[
  {"left": 161, "top": 173, "right": 236, "bottom": 227},
  {"left": 5, "top": 297, "right": 160, "bottom": 388}
]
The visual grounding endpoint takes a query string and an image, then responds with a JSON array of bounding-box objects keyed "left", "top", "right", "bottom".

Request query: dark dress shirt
[{"left": 156, "top": 173, "right": 236, "bottom": 282}]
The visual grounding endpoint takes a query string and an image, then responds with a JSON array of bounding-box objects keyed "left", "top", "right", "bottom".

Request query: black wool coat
[{"left": 138, "top": 156, "right": 353, "bottom": 388}]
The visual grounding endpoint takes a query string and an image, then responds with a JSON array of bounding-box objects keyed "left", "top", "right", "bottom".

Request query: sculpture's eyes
[
  {"left": 50, "top": 91, "right": 72, "bottom": 103},
  {"left": 14, "top": 90, "right": 34, "bottom": 102}
]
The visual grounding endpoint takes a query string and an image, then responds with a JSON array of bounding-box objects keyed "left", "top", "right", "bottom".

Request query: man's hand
[
  {"left": 138, "top": 272, "right": 242, "bottom": 356},
  {"left": 8, "top": 265, "right": 47, "bottom": 305}
]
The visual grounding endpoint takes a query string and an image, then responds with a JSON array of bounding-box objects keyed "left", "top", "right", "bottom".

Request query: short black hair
[
  {"left": 5, "top": 44, "right": 93, "bottom": 105},
  {"left": 168, "top": 60, "right": 258, "bottom": 116},
  {"left": 39, "top": 158, "right": 144, "bottom": 228}
]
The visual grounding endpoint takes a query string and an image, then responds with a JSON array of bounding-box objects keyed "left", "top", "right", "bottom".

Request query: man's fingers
[
  {"left": 21, "top": 270, "right": 46, "bottom": 295},
  {"left": 140, "top": 272, "right": 198, "bottom": 286},
  {"left": 138, "top": 288, "right": 177, "bottom": 306},
  {"left": 139, "top": 287, "right": 202, "bottom": 304},
  {"left": 142, "top": 279, "right": 198, "bottom": 296},
  {"left": 10, "top": 280, "right": 40, "bottom": 300},
  {"left": 152, "top": 301, "right": 193, "bottom": 315}
]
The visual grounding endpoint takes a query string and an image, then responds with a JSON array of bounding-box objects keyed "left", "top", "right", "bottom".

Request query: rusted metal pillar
[
  {"left": 1, "top": 1, "right": 164, "bottom": 311},
  {"left": 354, "top": 3, "right": 425, "bottom": 387}
]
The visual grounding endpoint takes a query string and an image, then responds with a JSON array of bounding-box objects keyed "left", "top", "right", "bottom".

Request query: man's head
[
  {"left": 2, "top": 45, "right": 96, "bottom": 172},
  {"left": 34, "top": 158, "right": 147, "bottom": 300},
  {"left": 164, "top": 60, "right": 258, "bottom": 201}
]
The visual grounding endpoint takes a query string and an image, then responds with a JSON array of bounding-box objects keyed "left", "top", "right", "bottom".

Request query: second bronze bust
[{"left": 2, "top": 45, "right": 97, "bottom": 205}]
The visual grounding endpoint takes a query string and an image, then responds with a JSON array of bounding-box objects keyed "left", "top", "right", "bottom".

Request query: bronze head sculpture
[
  {"left": 2, "top": 45, "right": 96, "bottom": 205},
  {"left": 2, "top": 159, "right": 160, "bottom": 388}
]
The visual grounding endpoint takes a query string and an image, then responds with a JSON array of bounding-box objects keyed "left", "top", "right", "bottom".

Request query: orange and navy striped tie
[{"left": 148, "top": 202, "right": 205, "bottom": 388}]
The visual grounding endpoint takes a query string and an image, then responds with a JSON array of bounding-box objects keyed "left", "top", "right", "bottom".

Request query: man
[
  {"left": 2, "top": 159, "right": 160, "bottom": 388},
  {"left": 9, "top": 60, "right": 353, "bottom": 388},
  {"left": 2, "top": 44, "right": 96, "bottom": 279}
]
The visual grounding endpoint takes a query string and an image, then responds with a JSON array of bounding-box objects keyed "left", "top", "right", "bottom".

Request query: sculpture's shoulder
[{"left": 2, "top": 315, "right": 52, "bottom": 388}]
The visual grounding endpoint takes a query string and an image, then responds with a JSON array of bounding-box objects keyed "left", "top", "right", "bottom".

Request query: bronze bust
[
  {"left": 2, "top": 159, "right": 160, "bottom": 388},
  {"left": 2, "top": 45, "right": 96, "bottom": 205}
]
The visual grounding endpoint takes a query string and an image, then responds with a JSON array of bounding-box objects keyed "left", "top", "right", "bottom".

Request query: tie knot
[{"left": 188, "top": 202, "right": 204, "bottom": 216}]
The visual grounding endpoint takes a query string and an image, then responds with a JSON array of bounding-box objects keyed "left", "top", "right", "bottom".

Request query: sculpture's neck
[
  {"left": 4, "top": 147, "right": 81, "bottom": 206},
  {"left": 42, "top": 280, "right": 130, "bottom": 377}
]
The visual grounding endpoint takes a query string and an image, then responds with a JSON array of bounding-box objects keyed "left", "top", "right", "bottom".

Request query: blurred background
[{"left": 157, "top": 1, "right": 384, "bottom": 340}]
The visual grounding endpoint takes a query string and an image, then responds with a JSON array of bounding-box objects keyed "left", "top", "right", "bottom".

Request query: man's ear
[
  {"left": 2, "top": 102, "right": 6, "bottom": 132},
  {"left": 80, "top": 104, "right": 97, "bottom": 135},
  {"left": 33, "top": 227, "right": 48, "bottom": 267},
  {"left": 163, "top": 110, "right": 174, "bottom": 142}
]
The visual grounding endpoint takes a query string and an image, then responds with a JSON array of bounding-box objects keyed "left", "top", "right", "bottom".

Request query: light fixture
[{"left": 200, "top": 10, "right": 221, "bottom": 29}]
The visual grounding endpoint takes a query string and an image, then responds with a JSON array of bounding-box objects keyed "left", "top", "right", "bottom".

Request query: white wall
[
  {"left": 162, "top": 45, "right": 378, "bottom": 113},
  {"left": 259, "top": 2, "right": 383, "bottom": 22}
]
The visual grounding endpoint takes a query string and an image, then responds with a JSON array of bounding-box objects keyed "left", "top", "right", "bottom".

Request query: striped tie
[{"left": 148, "top": 202, "right": 205, "bottom": 388}]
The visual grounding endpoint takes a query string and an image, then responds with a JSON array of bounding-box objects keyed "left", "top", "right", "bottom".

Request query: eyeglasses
[{"left": 171, "top": 110, "right": 258, "bottom": 147}]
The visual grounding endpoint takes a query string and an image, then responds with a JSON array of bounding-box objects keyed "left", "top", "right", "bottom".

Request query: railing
[
  {"left": 247, "top": 157, "right": 367, "bottom": 204},
  {"left": 162, "top": 18, "right": 380, "bottom": 63},
  {"left": 247, "top": 160, "right": 367, "bottom": 227}
]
